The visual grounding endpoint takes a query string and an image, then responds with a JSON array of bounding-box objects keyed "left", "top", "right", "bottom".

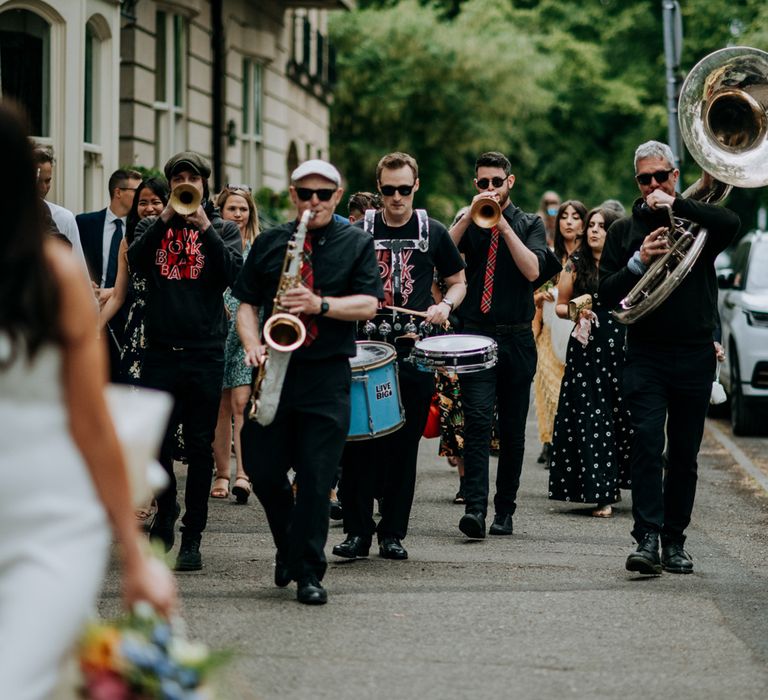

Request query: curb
[{"left": 706, "top": 420, "right": 768, "bottom": 495}]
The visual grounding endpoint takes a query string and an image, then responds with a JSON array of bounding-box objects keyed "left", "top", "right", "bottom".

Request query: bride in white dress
[{"left": 0, "top": 102, "right": 176, "bottom": 700}]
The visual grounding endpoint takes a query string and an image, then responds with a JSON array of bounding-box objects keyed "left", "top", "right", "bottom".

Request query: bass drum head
[{"left": 350, "top": 341, "right": 396, "bottom": 370}]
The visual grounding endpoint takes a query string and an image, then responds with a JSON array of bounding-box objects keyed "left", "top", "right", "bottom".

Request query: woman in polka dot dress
[{"left": 548, "top": 207, "right": 632, "bottom": 517}]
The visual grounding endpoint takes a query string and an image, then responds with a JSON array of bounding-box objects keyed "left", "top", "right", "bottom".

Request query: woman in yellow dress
[{"left": 533, "top": 199, "right": 587, "bottom": 465}]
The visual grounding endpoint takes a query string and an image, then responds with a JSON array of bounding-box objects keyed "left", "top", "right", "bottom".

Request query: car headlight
[{"left": 743, "top": 309, "right": 768, "bottom": 327}]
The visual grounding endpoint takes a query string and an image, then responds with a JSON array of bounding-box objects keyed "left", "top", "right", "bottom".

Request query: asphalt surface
[{"left": 99, "top": 414, "right": 768, "bottom": 700}]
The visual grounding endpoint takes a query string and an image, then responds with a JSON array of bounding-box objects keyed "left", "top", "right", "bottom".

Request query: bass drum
[{"left": 347, "top": 341, "right": 405, "bottom": 441}]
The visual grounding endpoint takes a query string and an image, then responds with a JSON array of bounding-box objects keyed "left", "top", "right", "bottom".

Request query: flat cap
[
  {"left": 290, "top": 159, "right": 341, "bottom": 186},
  {"left": 164, "top": 151, "right": 211, "bottom": 180}
]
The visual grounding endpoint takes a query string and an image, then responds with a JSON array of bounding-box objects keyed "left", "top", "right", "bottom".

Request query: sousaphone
[{"left": 613, "top": 46, "right": 768, "bottom": 324}]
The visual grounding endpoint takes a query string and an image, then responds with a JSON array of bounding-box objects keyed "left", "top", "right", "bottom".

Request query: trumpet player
[
  {"left": 449, "top": 151, "right": 555, "bottom": 540},
  {"left": 128, "top": 152, "right": 243, "bottom": 571},
  {"left": 234, "top": 160, "right": 381, "bottom": 605},
  {"left": 599, "top": 140, "right": 740, "bottom": 576}
]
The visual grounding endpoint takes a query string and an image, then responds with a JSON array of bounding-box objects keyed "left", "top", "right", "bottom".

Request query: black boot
[
  {"left": 626, "top": 532, "right": 661, "bottom": 575},
  {"left": 175, "top": 533, "right": 202, "bottom": 571},
  {"left": 149, "top": 501, "right": 181, "bottom": 553}
]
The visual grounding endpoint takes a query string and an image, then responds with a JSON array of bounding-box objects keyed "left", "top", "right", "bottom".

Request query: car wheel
[{"left": 730, "top": 351, "right": 762, "bottom": 436}]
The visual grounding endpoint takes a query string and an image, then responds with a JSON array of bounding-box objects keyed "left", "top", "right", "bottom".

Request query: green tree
[{"left": 331, "top": 0, "right": 768, "bottom": 229}]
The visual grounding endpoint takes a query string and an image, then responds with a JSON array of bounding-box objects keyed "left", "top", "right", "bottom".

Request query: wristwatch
[
  {"left": 319, "top": 298, "right": 330, "bottom": 315},
  {"left": 440, "top": 298, "right": 454, "bottom": 309}
]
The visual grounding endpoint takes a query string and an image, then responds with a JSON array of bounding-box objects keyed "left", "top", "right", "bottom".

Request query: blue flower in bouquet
[{"left": 80, "top": 608, "right": 228, "bottom": 700}]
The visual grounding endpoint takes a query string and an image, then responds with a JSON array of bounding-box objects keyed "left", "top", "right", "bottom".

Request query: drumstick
[{"left": 383, "top": 305, "right": 429, "bottom": 318}]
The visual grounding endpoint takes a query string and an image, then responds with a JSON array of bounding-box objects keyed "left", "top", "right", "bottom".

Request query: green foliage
[
  {"left": 330, "top": 0, "right": 768, "bottom": 230},
  {"left": 128, "top": 165, "right": 165, "bottom": 182}
]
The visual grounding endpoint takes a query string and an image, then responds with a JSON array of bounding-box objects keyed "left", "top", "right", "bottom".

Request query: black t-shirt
[
  {"left": 458, "top": 203, "right": 548, "bottom": 326},
  {"left": 357, "top": 211, "right": 465, "bottom": 312},
  {"left": 232, "top": 218, "right": 383, "bottom": 360}
]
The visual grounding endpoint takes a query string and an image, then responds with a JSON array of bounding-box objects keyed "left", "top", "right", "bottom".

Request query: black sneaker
[
  {"left": 626, "top": 532, "right": 662, "bottom": 575},
  {"left": 149, "top": 501, "right": 181, "bottom": 553},
  {"left": 661, "top": 542, "right": 694, "bottom": 574},
  {"left": 175, "top": 534, "right": 202, "bottom": 572}
]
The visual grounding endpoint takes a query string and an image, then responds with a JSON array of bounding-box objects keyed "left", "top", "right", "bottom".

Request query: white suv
[{"left": 718, "top": 232, "right": 768, "bottom": 435}]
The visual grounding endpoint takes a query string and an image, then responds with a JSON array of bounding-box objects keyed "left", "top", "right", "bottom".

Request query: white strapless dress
[{"left": 0, "top": 336, "right": 109, "bottom": 700}]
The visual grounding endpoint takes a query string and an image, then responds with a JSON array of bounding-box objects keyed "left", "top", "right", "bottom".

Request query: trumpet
[
  {"left": 169, "top": 183, "right": 202, "bottom": 216},
  {"left": 470, "top": 197, "right": 501, "bottom": 228}
]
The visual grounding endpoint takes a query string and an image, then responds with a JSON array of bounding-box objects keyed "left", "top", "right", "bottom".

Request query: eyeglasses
[
  {"left": 226, "top": 183, "right": 252, "bottom": 193},
  {"left": 379, "top": 184, "right": 414, "bottom": 197},
  {"left": 295, "top": 187, "right": 337, "bottom": 202},
  {"left": 476, "top": 176, "right": 506, "bottom": 189},
  {"left": 119, "top": 186, "right": 138, "bottom": 192},
  {"left": 635, "top": 169, "right": 673, "bottom": 186}
]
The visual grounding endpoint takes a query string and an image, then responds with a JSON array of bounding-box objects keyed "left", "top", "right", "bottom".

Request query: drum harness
[{"left": 362, "top": 209, "right": 435, "bottom": 341}]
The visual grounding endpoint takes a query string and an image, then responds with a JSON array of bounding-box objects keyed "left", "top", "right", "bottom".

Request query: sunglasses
[
  {"left": 476, "top": 176, "right": 506, "bottom": 189},
  {"left": 295, "top": 187, "right": 337, "bottom": 202},
  {"left": 379, "top": 184, "right": 414, "bottom": 197},
  {"left": 225, "top": 183, "right": 252, "bottom": 193},
  {"left": 635, "top": 169, "right": 673, "bottom": 186}
]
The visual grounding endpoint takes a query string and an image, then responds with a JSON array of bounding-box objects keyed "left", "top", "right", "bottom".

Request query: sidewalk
[{"left": 100, "top": 417, "right": 768, "bottom": 699}]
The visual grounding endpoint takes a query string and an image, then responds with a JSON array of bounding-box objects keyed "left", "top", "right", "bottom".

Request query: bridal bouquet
[{"left": 78, "top": 603, "right": 229, "bottom": 700}]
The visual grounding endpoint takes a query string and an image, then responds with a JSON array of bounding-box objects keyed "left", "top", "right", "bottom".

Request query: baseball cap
[
  {"left": 290, "top": 159, "right": 341, "bottom": 186},
  {"left": 164, "top": 151, "right": 212, "bottom": 180}
]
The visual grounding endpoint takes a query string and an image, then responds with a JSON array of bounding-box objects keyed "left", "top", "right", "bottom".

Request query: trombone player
[{"left": 599, "top": 140, "right": 740, "bottom": 576}]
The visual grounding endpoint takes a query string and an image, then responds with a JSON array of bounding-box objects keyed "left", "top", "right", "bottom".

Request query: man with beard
[{"left": 449, "top": 151, "right": 553, "bottom": 539}]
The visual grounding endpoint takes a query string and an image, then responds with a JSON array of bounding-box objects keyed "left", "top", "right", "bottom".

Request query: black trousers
[
  {"left": 339, "top": 361, "right": 434, "bottom": 542},
  {"left": 140, "top": 346, "right": 224, "bottom": 536},
  {"left": 241, "top": 357, "right": 351, "bottom": 582},
  {"left": 622, "top": 342, "right": 715, "bottom": 545},
  {"left": 460, "top": 326, "right": 537, "bottom": 518}
]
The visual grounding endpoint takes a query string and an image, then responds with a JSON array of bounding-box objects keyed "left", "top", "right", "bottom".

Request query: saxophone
[{"left": 247, "top": 209, "right": 312, "bottom": 426}]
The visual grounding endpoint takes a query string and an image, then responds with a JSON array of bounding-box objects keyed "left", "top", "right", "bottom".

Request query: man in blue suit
[{"left": 76, "top": 168, "right": 142, "bottom": 381}]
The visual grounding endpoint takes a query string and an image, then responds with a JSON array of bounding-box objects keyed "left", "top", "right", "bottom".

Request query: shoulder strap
[{"left": 363, "top": 209, "right": 376, "bottom": 237}]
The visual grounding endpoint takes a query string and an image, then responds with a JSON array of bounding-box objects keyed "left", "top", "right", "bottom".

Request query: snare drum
[
  {"left": 407, "top": 334, "right": 498, "bottom": 374},
  {"left": 348, "top": 341, "right": 405, "bottom": 440}
]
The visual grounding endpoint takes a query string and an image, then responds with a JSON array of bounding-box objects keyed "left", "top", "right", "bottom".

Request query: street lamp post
[{"left": 662, "top": 0, "right": 683, "bottom": 190}]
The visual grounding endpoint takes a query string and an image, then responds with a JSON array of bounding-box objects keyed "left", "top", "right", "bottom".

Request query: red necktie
[
  {"left": 480, "top": 225, "right": 499, "bottom": 314},
  {"left": 300, "top": 235, "right": 318, "bottom": 345}
]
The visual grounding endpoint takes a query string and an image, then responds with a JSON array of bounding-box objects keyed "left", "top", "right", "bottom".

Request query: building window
[
  {"left": 0, "top": 9, "right": 50, "bottom": 136},
  {"left": 153, "top": 11, "right": 186, "bottom": 166},
  {"left": 241, "top": 59, "right": 263, "bottom": 188},
  {"left": 84, "top": 24, "right": 99, "bottom": 145}
]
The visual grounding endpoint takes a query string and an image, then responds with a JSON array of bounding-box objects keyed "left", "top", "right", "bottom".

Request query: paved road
[{"left": 100, "top": 416, "right": 768, "bottom": 700}]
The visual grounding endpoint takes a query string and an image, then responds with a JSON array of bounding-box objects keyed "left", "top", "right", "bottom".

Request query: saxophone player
[{"left": 234, "top": 160, "right": 382, "bottom": 605}]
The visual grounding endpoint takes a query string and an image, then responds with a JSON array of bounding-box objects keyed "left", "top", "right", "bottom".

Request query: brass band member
[
  {"left": 235, "top": 160, "right": 381, "bottom": 605},
  {"left": 333, "top": 152, "right": 466, "bottom": 562},
  {"left": 599, "top": 141, "right": 740, "bottom": 575},
  {"left": 449, "top": 151, "right": 554, "bottom": 539}
]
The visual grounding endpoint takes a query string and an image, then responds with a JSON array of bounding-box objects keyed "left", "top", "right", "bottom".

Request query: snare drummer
[
  {"left": 448, "top": 151, "right": 552, "bottom": 539},
  {"left": 333, "top": 152, "right": 466, "bottom": 562}
]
